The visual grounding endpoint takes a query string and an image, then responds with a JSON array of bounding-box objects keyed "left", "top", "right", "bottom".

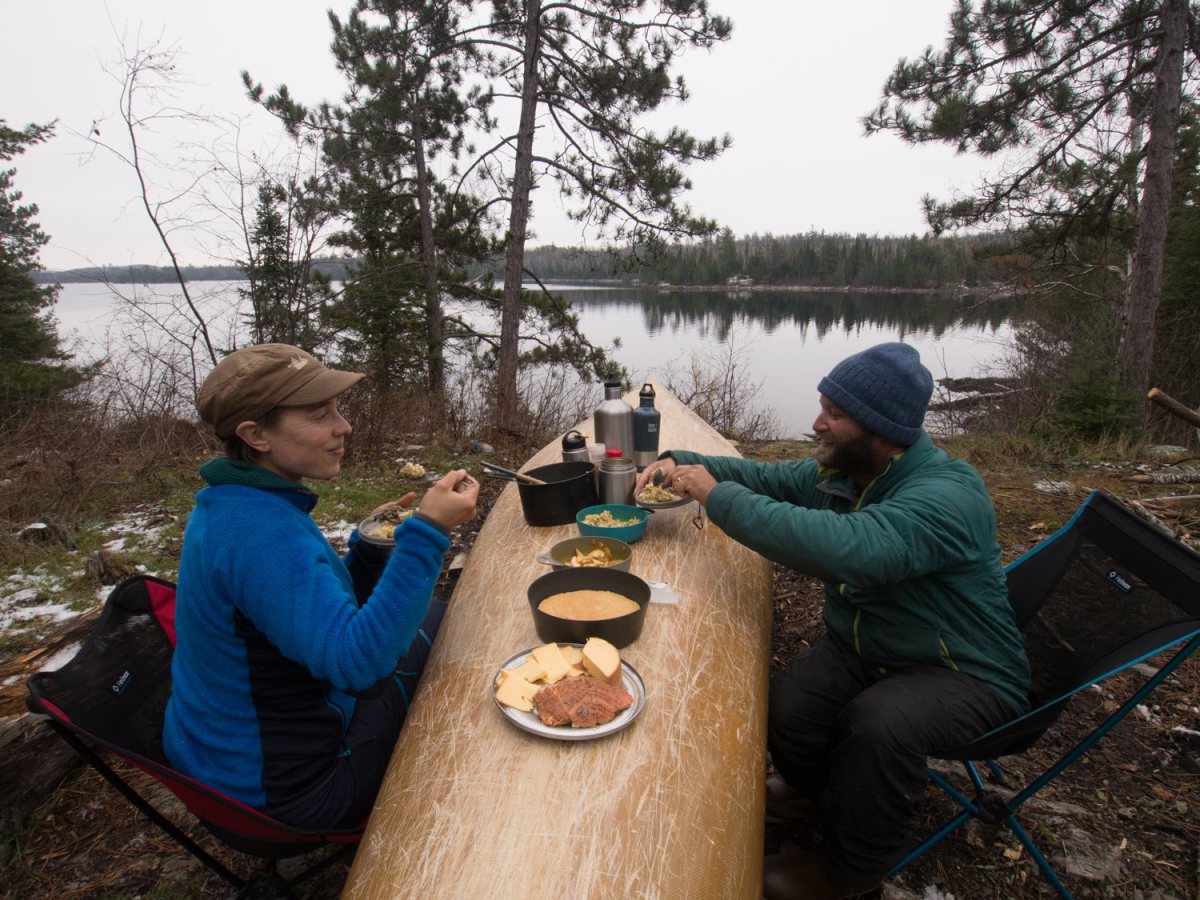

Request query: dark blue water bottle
[{"left": 632, "top": 383, "right": 660, "bottom": 471}]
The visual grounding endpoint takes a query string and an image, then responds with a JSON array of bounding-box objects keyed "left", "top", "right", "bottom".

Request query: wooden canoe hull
[{"left": 345, "top": 380, "right": 774, "bottom": 899}]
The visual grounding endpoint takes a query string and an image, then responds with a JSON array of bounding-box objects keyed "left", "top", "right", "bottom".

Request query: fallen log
[
  {"left": 0, "top": 712, "right": 83, "bottom": 868},
  {"left": 1124, "top": 469, "right": 1200, "bottom": 484},
  {"left": 1142, "top": 494, "right": 1200, "bottom": 508},
  {"left": 1148, "top": 387, "right": 1200, "bottom": 428}
]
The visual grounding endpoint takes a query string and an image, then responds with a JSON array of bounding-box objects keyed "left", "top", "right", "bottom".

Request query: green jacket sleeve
[
  {"left": 678, "top": 453, "right": 995, "bottom": 596},
  {"left": 666, "top": 450, "right": 823, "bottom": 505}
]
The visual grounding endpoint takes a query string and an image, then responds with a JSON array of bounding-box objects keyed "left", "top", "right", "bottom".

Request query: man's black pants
[{"left": 767, "top": 632, "right": 1016, "bottom": 874}]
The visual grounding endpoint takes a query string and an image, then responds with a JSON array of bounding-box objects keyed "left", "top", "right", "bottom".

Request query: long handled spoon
[{"left": 480, "top": 460, "right": 547, "bottom": 485}]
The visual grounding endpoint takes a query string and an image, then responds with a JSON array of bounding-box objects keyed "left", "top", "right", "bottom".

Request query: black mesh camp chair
[
  {"left": 890, "top": 490, "right": 1200, "bottom": 898},
  {"left": 26, "top": 574, "right": 362, "bottom": 898}
]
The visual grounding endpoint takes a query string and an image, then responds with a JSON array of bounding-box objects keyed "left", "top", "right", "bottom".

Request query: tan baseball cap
[{"left": 197, "top": 343, "right": 364, "bottom": 438}]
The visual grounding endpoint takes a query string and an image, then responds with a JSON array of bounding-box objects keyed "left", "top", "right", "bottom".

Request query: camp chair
[
  {"left": 25, "top": 574, "right": 362, "bottom": 898},
  {"left": 890, "top": 489, "right": 1200, "bottom": 898}
]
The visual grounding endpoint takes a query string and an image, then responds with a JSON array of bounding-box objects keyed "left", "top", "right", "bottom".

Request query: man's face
[{"left": 811, "top": 395, "right": 879, "bottom": 475}]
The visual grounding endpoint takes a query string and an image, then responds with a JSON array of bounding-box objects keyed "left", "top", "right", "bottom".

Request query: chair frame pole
[
  {"left": 51, "top": 723, "right": 248, "bottom": 892},
  {"left": 890, "top": 633, "right": 1200, "bottom": 898}
]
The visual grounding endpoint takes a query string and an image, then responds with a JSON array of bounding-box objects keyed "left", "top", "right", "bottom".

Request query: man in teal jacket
[{"left": 637, "top": 342, "right": 1030, "bottom": 900}]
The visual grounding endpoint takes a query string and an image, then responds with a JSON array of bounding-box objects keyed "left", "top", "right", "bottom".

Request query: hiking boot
[
  {"left": 762, "top": 846, "right": 885, "bottom": 900},
  {"left": 764, "top": 773, "right": 818, "bottom": 826}
]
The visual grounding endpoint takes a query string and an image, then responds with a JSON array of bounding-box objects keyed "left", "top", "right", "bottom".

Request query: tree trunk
[
  {"left": 1117, "top": 0, "right": 1185, "bottom": 407},
  {"left": 412, "top": 114, "right": 446, "bottom": 423},
  {"left": 496, "top": 0, "right": 542, "bottom": 433}
]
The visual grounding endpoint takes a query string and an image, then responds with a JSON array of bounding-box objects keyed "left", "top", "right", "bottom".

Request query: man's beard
[{"left": 814, "top": 432, "right": 879, "bottom": 478}]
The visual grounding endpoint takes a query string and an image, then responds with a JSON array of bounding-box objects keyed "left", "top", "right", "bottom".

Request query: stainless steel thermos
[
  {"left": 560, "top": 429, "right": 589, "bottom": 463},
  {"left": 632, "top": 383, "right": 660, "bottom": 470},
  {"left": 593, "top": 376, "right": 634, "bottom": 464},
  {"left": 599, "top": 455, "right": 637, "bottom": 505}
]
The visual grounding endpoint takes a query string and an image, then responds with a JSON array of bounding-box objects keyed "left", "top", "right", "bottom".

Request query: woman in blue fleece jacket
[{"left": 163, "top": 344, "right": 478, "bottom": 830}]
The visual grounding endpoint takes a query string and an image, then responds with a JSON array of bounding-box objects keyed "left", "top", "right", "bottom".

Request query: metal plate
[
  {"left": 634, "top": 492, "right": 692, "bottom": 510},
  {"left": 492, "top": 645, "right": 647, "bottom": 741}
]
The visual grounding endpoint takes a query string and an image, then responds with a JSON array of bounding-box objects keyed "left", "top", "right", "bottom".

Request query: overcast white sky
[{"left": 4, "top": 1, "right": 992, "bottom": 270}]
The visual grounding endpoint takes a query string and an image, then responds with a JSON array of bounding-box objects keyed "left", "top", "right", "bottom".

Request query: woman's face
[{"left": 254, "top": 399, "right": 352, "bottom": 482}]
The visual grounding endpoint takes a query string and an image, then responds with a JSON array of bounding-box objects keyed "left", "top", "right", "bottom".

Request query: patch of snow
[
  {"left": 2, "top": 571, "right": 66, "bottom": 607},
  {"left": 323, "top": 519, "right": 356, "bottom": 544},
  {"left": 1034, "top": 479, "right": 1073, "bottom": 495},
  {"left": 3, "top": 601, "right": 77, "bottom": 629},
  {"left": 100, "top": 505, "right": 177, "bottom": 552},
  {"left": 35, "top": 641, "right": 82, "bottom": 673},
  {"left": 1172, "top": 725, "right": 1200, "bottom": 737}
]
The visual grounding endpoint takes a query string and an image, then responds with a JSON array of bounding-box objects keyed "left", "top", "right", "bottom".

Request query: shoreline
[{"left": 538, "top": 280, "right": 1023, "bottom": 299}]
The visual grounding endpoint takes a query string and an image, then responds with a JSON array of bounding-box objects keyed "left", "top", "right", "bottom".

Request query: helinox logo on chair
[
  {"left": 1106, "top": 569, "right": 1134, "bottom": 593},
  {"left": 111, "top": 669, "right": 132, "bottom": 695}
]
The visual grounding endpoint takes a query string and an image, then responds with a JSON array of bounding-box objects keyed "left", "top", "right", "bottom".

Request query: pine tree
[
  {"left": 864, "top": 0, "right": 1194, "bottom": 408},
  {"left": 246, "top": 0, "right": 493, "bottom": 404},
  {"left": 482, "top": 0, "right": 732, "bottom": 429},
  {"left": 239, "top": 181, "right": 335, "bottom": 349},
  {"left": 0, "top": 121, "right": 83, "bottom": 415}
]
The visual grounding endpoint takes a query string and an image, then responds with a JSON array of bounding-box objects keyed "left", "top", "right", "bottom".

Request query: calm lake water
[{"left": 53, "top": 280, "right": 1021, "bottom": 438}]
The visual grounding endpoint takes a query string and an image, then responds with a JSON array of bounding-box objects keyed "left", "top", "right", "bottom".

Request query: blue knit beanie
[{"left": 816, "top": 343, "right": 933, "bottom": 447}]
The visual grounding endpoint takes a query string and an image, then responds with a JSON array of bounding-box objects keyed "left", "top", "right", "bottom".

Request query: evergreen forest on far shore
[{"left": 33, "top": 229, "right": 1014, "bottom": 292}]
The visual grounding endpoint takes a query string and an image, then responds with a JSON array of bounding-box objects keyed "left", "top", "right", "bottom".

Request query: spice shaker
[
  {"left": 632, "top": 383, "right": 661, "bottom": 471},
  {"left": 599, "top": 455, "right": 637, "bottom": 506}
]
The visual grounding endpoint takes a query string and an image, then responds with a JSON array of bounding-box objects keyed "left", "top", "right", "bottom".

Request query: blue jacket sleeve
[{"left": 217, "top": 509, "right": 450, "bottom": 692}]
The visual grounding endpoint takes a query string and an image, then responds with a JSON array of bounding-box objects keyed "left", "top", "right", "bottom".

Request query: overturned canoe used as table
[{"left": 344, "top": 380, "right": 774, "bottom": 899}]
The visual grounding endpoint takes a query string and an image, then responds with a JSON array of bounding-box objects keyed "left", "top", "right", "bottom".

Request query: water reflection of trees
[{"left": 562, "top": 288, "right": 1022, "bottom": 344}]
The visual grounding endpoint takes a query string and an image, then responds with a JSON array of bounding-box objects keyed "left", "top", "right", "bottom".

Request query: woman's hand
[
  {"left": 418, "top": 470, "right": 479, "bottom": 528},
  {"left": 370, "top": 493, "right": 418, "bottom": 517},
  {"left": 669, "top": 464, "right": 717, "bottom": 506},
  {"left": 634, "top": 457, "right": 676, "bottom": 494}
]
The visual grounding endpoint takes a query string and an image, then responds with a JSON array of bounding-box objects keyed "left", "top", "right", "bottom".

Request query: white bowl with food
[{"left": 537, "top": 536, "right": 633, "bottom": 572}]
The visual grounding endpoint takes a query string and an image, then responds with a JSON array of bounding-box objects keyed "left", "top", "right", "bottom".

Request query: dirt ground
[{"left": 2, "top": 442, "right": 1198, "bottom": 899}]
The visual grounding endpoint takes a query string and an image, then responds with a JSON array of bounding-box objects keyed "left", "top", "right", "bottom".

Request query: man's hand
[
  {"left": 418, "top": 470, "right": 479, "bottom": 527},
  {"left": 634, "top": 457, "right": 677, "bottom": 494},
  {"left": 669, "top": 464, "right": 717, "bottom": 506}
]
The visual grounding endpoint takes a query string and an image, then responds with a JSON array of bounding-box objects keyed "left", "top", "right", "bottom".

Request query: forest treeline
[
  {"left": 518, "top": 230, "right": 1015, "bottom": 289},
  {"left": 33, "top": 259, "right": 350, "bottom": 285},
  {"left": 36, "top": 230, "right": 1013, "bottom": 291}
]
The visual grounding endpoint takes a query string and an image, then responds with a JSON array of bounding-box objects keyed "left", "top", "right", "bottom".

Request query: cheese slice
[
  {"left": 509, "top": 657, "right": 547, "bottom": 684},
  {"left": 495, "top": 670, "right": 541, "bottom": 712},
  {"left": 560, "top": 645, "right": 583, "bottom": 667},
  {"left": 559, "top": 645, "right": 585, "bottom": 677},
  {"left": 530, "top": 642, "right": 572, "bottom": 684},
  {"left": 581, "top": 637, "right": 622, "bottom": 686}
]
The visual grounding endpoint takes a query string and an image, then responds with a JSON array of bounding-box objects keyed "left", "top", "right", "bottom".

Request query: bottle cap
[
  {"left": 561, "top": 430, "right": 587, "bottom": 451},
  {"left": 605, "top": 447, "right": 623, "bottom": 457}
]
